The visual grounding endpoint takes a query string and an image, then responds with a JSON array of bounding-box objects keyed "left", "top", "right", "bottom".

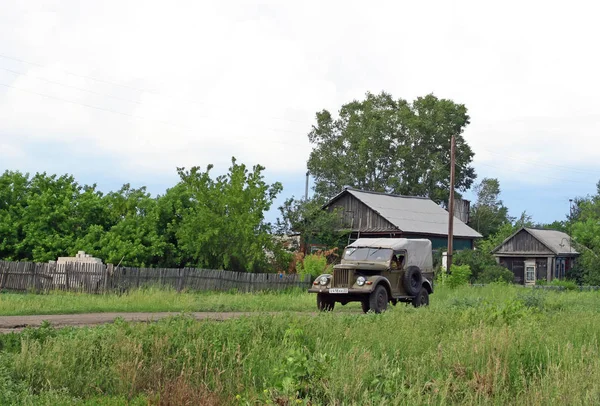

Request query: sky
[{"left": 1, "top": 0, "right": 600, "bottom": 226}]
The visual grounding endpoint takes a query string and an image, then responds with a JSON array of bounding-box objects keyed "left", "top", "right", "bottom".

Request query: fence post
[
  {"left": 65, "top": 263, "right": 71, "bottom": 291},
  {"left": 104, "top": 264, "right": 112, "bottom": 293},
  {"left": 177, "top": 268, "right": 186, "bottom": 293},
  {"left": 0, "top": 262, "right": 6, "bottom": 290},
  {"left": 31, "top": 263, "right": 37, "bottom": 293}
]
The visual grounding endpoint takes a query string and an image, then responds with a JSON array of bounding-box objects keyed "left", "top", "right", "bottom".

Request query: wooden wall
[
  {"left": 328, "top": 193, "right": 396, "bottom": 231},
  {"left": 495, "top": 230, "right": 553, "bottom": 255}
]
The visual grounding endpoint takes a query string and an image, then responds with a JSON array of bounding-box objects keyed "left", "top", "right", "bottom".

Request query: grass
[
  {"left": 0, "top": 287, "right": 342, "bottom": 316},
  {"left": 1, "top": 284, "right": 600, "bottom": 404}
]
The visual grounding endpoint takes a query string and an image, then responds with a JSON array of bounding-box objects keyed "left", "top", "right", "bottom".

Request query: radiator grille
[{"left": 333, "top": 268, "right": 351, "bottom": 287}]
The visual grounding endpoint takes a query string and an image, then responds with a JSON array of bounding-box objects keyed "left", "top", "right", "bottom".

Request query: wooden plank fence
[{"left": 0, "top": 261, "right": 311, "bottom": 294}]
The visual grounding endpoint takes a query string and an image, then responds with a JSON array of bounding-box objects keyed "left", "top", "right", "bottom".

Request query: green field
[
  {"left": 1, "top": 285, "right": 600, "bottom": 405},
  {"left": 0, "top": 287, "right": 326, "bottom": 316}
]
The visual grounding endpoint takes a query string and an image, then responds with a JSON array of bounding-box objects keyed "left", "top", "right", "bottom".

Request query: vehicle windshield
[{"left": 343, "top": 247, "right": 393, "bottom": 262}]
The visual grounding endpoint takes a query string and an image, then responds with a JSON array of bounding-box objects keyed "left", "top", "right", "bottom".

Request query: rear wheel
[
  {"left": 403, "top": 266, "right": 423, "bottom": 296},
  {"left": 369, "top": 285, "right": 388, "bottom": 313},
  {"left": 317, "top": 293, "right": 335, "bottom": 311},
  {"left": 412, "top": 287, "right": 429, "bottom": 308}
]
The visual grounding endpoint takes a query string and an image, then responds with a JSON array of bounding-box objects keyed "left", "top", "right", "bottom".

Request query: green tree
[
  {"left": 0, "top": 171, "right": 30, "bottom": 260},
  {"left": 568, "top": 183, "right": 600, "bottom": 284},
  {"left": 175, "top": 158, "right": 282, "bottom": 272},
  {"left": 275, "top": 197, "right": 348, "bottom": 251},
  {"left": 469, "top": 178, "right": 513, "bottom": 238},
  {"left": 307, "top": 92, "right": 476, "bottom": 203},
  {"left": 76, "top": 185, "right": 165, "bottom": 267}
]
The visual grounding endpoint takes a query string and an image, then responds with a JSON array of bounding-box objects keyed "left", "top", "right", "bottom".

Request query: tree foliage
[
  {"left": 307, "top": 92, "right": 476, "bottom": 204},
  {"left": 568, "top": 182, "right": 600, "bottom": 284},
  {"left": 0, "top": 158, "right": 282, "bottom": 271},
  {"left": 469, "top": 178, "right": 513, "bottom": 238},
  {"left": 275, "top": 197, "right": 348, "bottom": 250}
]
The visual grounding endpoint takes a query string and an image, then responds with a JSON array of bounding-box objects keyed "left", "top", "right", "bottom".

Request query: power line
[
  {"left": 477, "top": 162, "right": 592, "bottom": 184},
  {"left": 476, "top": 147, "right": 600, "bottom": 176},
  {"left": 0, "top": 53, "right": 314, "bottom": 126},
  {"left": 1, "top": 68, "right": 307, "bottom": 135},
  {"left": 0, "top": 66, "right": 143, "bottom": 105},
  {"left": 0, "top": 82, "right": 308, "bottom": 148},
  {"left": 0, "top": 53, "right": 157, "bottom": 93}
]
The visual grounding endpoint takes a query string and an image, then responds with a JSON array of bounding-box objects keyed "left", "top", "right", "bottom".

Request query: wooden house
[
  {"left": 319, "top": 188, "right": 482, "bottom": 251},
  {"left": 491, "top": 227, "right": 579, "bottom": 285}
]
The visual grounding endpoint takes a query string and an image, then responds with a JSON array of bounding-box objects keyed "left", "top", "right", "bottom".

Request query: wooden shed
[
  {"left": 491, "top": 227, "right": 579, "bottom": 285},
  {"left": 319, "top": 188, "right": 482, "bottom": 251}
]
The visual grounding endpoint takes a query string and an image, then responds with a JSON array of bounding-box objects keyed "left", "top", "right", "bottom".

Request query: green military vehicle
[{"left": 308, "top": 238, "right": 434, "bottom": 313}]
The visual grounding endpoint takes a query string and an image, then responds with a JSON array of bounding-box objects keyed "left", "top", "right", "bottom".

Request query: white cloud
[{"left": 0, "top": 0, "right": 600, "bottom": 190}]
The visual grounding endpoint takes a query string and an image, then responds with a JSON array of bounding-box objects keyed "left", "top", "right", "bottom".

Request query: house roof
[
  {"left": 492, "top": 227, "right": 579, "bottom": 256},
  {"left": 327, "top": 188, "right": 482, "bottom": 239}
]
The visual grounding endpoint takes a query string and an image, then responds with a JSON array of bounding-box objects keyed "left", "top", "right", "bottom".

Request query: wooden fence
[{"left": 0, "top": 261, "right": 312, "bottom": 294}]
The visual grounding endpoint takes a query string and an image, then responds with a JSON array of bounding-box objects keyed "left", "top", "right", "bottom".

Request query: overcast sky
[{"left": 1, "top": 0, "right": 599, "bottom": 225}]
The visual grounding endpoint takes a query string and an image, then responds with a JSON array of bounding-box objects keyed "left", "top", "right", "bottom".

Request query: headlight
[
  {"left": 356, "top": 276, "right": 366, "bottom": 286},
  {"left": 319, "top": 276, "right": 329, "bottom": 286}
]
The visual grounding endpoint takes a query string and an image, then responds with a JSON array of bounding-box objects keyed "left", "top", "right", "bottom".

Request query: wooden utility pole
[{"left": 447, "top": 134, "right": 456, "bottom": 274}]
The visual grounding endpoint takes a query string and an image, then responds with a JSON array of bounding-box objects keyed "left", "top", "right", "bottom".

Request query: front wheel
[
  {"left": 361, "top": 299, "right": 370, "bottom": 313},
  {"left": 317, "top": 293, "right": 335, "bottom": 311},
  {"left": 369, "top": 285, "right": 388, "bottom": 313},
  {"left": 412, "top": 287, "right": 429, "bottom": 308}
]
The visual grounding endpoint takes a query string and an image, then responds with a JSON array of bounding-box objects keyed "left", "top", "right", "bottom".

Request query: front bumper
[{"left": 308, "top": 286, "right": 372, "bottom": 295}]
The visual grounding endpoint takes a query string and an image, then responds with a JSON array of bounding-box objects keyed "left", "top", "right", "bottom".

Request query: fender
[
  {"left": 370, "top": 276, "right": 393, "bottom": 298},
  {"left": 422, "top": 279, "right": 434, "bottom": 294}
]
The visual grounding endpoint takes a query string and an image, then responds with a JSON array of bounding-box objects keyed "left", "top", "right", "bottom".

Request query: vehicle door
[{"left": 389, "top": 250, "right": 406, "bottom": 295}]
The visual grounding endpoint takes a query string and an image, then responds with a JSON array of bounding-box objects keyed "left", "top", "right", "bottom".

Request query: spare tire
[{"left": 403, "top": 266, "right": 423, "bottom": 296}]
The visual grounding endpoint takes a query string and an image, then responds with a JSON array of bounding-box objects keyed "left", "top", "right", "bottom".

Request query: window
[
  {"left": 526, "top": 266, "right": 535, "bottom": 282},
  {"left": 343, "top": 248, "right": 392, "bottom": 261}
]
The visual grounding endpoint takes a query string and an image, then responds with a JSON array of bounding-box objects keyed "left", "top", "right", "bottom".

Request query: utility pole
[
  {"left": 569, "top": 199, "right": 573, "bottom": 253},
  {"left": 447, "top": 135, "right": 456, "bottom": 274},
  {"left": 305, "top": 171, "right": 309, "bottom": 201}
]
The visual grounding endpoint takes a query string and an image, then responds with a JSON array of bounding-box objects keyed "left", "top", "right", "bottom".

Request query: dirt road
[{"left": 0, "top": 312, "right": 275, "bottom": 333}]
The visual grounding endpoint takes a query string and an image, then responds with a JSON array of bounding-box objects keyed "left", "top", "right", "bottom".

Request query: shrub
[
  {"left": 453, "top": 249, "right": 496, "bottom": 282},
  {"left": 548, "top": 279, "right": 578, "bottom": 291},
  {"left": 518, "top": 289, "right": 547, "bottom": 310},
  {"left": 445, "top": 264, "right": 472, "bottom": 288},
  {"left": 476, "top": 265, "right": 514, "bottom": 284},
  {"left": 296, "top": 254, "right": 330, "bottom": 281}
]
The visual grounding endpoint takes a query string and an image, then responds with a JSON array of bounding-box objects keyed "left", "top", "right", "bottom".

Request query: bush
[
  {"left": 517, "top": 290, "right": 547, "bottom": 311},
  {"left": 476, "top": 265, "right": 514, "bottom": 284},
  {"left": 453, "top": 249, "right": 496, "bottom": 282},
  {"left": 296, "top": 254, "right": 330, "bottom": 281},
  {"left": 445, "top": 264, "right": 472, "bottom": 288},
  {"left": 548, "top": 279, "right": 578, "bottom": 291}
]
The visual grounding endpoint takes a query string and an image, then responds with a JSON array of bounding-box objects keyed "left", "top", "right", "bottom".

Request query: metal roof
[
  {"left": 526, "top": 228, "right": 578, "bottom": 255},
  {"left": 491, "top": 227, "right": 579, "bottom": 256},
  {"left": 334, "top": 189, "right": 482, "bottom": 239}
]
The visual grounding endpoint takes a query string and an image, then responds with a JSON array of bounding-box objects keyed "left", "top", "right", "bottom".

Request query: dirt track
[{"left": 0, "top": 312, "right": 273, "bottom": 333}]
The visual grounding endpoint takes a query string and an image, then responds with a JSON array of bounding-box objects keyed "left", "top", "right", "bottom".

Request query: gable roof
[
  {"left": 492, "top": 227, "right": 579, "bottom": 256},
  {"left": 326, "top": 188, "right": 482, "bottom": 239}
]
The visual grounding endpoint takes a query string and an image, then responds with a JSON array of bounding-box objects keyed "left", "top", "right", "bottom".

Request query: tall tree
[
  {"left": 175, "top": 158, "right": 282, "bottom": 272},
  {"left": 307, "top": 92, "right": 476, "bottom": 203},
  {"left": 469, "top": 178, "right": 513, "bottom": 238},
  {"left": 275, "top": 196, "right": 348, "bottom": 250},
  {"left": 568, "top": 181, "right": 600, "bottom": 284}
]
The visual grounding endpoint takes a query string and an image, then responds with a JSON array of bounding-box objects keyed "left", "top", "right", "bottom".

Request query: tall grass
[
  {"left": 0, "top": 287, "right": 330, "bottom": 316},
  {"left": 1, "top": 284, "right": 600, "bottom": 404}
]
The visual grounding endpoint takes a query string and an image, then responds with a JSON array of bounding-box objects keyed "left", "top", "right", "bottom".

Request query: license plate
[{"left": 329, "top": 288, "right": 348, "bottom": 294}]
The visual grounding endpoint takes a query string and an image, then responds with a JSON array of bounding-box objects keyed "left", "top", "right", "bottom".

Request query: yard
[{"left": 1, "top": 284, "right": 600, "bottom": 405}]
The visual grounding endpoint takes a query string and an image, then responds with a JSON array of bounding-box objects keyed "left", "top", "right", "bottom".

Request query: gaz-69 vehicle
[{"left": 308, "top": 238, "right": 434, "bottom": 313}]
